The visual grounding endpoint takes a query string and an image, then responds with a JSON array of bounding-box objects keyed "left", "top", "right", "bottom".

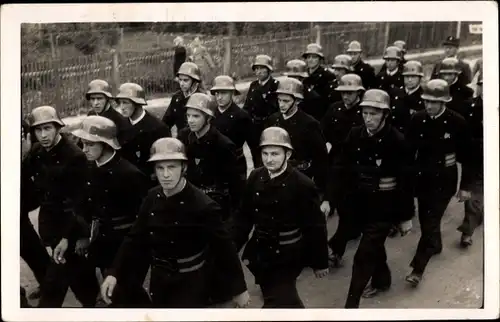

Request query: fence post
[
  {"left": 111, "top": 49, "right": 120, "bottom": 94},
  {"left": 223, "top": 22, "right": 234, "bottom": 76},
  {"left": 314, "top": 24, "right": 321, "bottom": 45},
  {"left": 384, "top": 22, "right": 391, "bottom": 48},
  {"left": 48, "top": 32, "right": 63, "bottom": 115},
  {"left": 456, "top": 21, "right": 462, "bottom": 39}
]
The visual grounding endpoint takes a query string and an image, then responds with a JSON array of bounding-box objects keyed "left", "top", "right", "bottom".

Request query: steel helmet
[
  {"left": 335, "top": 74, "right": 365, "bottom": 92},
  {"left": 438, "top": 57, "right": 461, "bottom": 74},
  {"left": 383, "top": 46, "right": 403, "bottom": 60},
  {"left": 275, "top": 77, "right": 304, "bottom": 100},
  {"left": 259, "top": 127, "right": 294, "bottom": 151},
  {"left": 346, "top": 40, "right": 362, "bottom": 53},
  {"left": 177, "top": 62, "right": 202, "bottom": 81},
  {"left": 360, "top": 89, "right": 391, "bottom": 110},
  {"left": 402, "top": 60, "right": 424, "bottom": 77},
  {"left": 251, "top": 54, "right": 273, "bottom": 71},
  {"left": 393, "top": 40, "right": 407, "bottom": 53},
  {"left": 28, "top": 105, "right": 65, "bottom": 128},
  {"left": 85, "top": 79, "right": 112, "bottom": 100},
  {"left": 148, "top": 137, "right": 188, "bottom": 162},
  {"left": 71, "top": 115, "right": 120, "bottom": 150},
  {"left": 284, "top": 59, "right": 308, "bottom": 78},
  {"left": 421, "top": 79, "right": 452, "bottom": 103},
  {"left": 185, "top": 93, "right": 216, "bottom": 117},
  {"left": 302, "top": 43, "right": 324, "bottom": 59},
  {"left": 116, "top": 83, "right": 147, "bottom": 105},
  {"left": 210, "top": 75, "right": 240, "bottom": 95},
  {"left": 332, "top": 54, "right": 353, "bottom": 71}
]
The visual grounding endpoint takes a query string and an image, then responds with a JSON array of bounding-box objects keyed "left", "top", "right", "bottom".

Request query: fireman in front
[{"left": 233, "top": 126, "right": 329, "bottom": 308}]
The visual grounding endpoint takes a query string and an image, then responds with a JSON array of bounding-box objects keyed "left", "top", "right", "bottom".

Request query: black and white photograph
[{"left": 2, "top": 2, "right": 499, "bottom": 321}]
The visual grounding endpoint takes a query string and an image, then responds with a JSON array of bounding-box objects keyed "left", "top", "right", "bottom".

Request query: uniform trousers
[
  {"left": 345, "top": 221, "right": 393, "bottom": 308},
  {"left": 20, "top": 214, "right": 50, "bottom": 284},
  {"left": 410, "top": 193, "right": 453, "bottom": 274},
  {"left": 89, "top": 235, "right": 151, "bottom": 308},
  {"left": 328, "top": 198, "right": 362, "bottom": 258},
  {"left": 259, "top": 271, "right": 304, "bottom": 308},
  {"left": 458, "top": 174, "right": 484, "bottom": 236},
  {"left": 149, "top": 265, "right": 207, "bottom": 308},
  {"left": 38, "top": 241, "right": 99, "bottom": 308}
]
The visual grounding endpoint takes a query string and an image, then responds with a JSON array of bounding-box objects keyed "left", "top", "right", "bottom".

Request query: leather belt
[
  {"left": 378, "top": 177, "right": 397, "bottom": 191},
  {"left": 255, "top": 227, "right": 303, "bottom": 246},
  {"left": 152, "top": 248, "right": 206, "bottom": 274},
  {"left": 358, "top": 174, "right": 397, "bottom": 192}
]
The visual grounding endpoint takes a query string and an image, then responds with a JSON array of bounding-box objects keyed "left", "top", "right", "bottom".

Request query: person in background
[
  {"left": 346, "top": 40, "right": 377, "bottom": 90},
  {"left": 431, "top": 36, "right": 472, "bottom": 86}
]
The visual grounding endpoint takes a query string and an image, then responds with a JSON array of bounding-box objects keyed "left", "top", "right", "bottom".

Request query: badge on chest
[
  {"left": 136, "top": 150, "right": 141, "bottom": 158},
  {"left": 195, "top": 158, "right": 201, "bottom": 165},
  {"left": 376, "top": 159, "right": 382, "bottom": 167},
  {"left": 444, "top": 132, "right": 451, "bottom": 139}
]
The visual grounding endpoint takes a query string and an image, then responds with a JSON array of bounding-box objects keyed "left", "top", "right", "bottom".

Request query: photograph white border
[{"left": 2, "top": 2, "right": 499, "bottom": 321}]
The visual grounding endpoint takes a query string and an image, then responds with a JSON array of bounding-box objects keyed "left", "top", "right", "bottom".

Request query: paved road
[{"left": 21, "top": 148, "right": 483, "bottom": 308}]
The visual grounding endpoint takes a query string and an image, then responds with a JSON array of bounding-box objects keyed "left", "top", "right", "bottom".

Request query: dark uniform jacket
[
  {"left": 213, "top": 102, "right": 259, "bottom": 171},
  {"left": 22, "top": 136, "right": 88, "bottom": 246},
  {"left": 321, "top": 99, "right": 364, "bottom": 166},
  {"left": 162, "top": 88, "right": 204, "bottom": 131},
  {"left": 351, "top": 59, "right": 377, "bottom": 89},
  {"left": 177, "top": 126, "right": 241, "bottom": 209},
  {"left": 233, "top": 166, "right": 329, "bottom": 281},
  {"left": 386, "top": 87, "right": 412, "bottom": 135},
  {"left": 302, "top": 66, "right": 336, "bottom": 122},
  {"left": 446, "top": 80, "right": 474, "bottom": 118},
  {"left": 328, "top": 78, "right": 343, "bottom": 106},
  {"left": 403, "top": 86, "right": 426, "bottom": 116},
  {"left": 406, "top": 108, "right": 472, "bottom": 197},
  {"left": 119, "top": 111, "right": 171, "bottom": 185},
  {"left": 298, "top": 84, "right": 328, "bottom": 122},
  {"left": 375, "top": 67, "right": 404, "bottom": 95},
  {"left": 21, "top": 121, "right": 39, "bottom": 217},
  {"left": 329, "top": 123, "right": 415, "bottom": 224},
  {"left": 242, "top": 77, "right": 280, "bottom": 123},
  {"left": 265, "top": 109, "right": 329, "bottom": 197},
  {"left": 109, "top": 182, "right": 247, "bottom": 305},
  {"left": 431, "top": 58, "right": 472, "bottom": 86},
  {"left": 462, "top": 96, "right": 483, "bottom": 174},
  {"left": 80, "top": 154, "right": 150, "bottom": 268}
]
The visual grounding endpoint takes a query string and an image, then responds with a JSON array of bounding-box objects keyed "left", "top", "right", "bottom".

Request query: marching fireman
[
  {"left": 177, "top": 92, "right": 241, "bottom": 222},
  {"left": 21, "top": 120, "right": 50, "bottom": 301},
  {"left": 376, "top": 46, "right": 405, "bottom": 94},
  {"left": 329, "top": 54, "right": 354, "bottom": 104},
  {"left": 402, "top": 60, "right": 426, "bottom": 116},
  {"left": 302, "top": 43, "right": 337, "bottom": 122},
  {"left": 431, "top": 36, "right": 472, "bottom": 85},
  {"left": 22, "top": 106, "right": 99, "bottom": 307},
  {"left": 243, "top": 54, "right": 280, "bottom": 163},
  {"left": 115, "top": 82, "right": 171, "bottom": 187},
  {"left": 405, "top": 79, "right": 472, "bottom": 287},
  {"left": 210, "top": 75, "right": 259, "bottom": 177},
  {"left": 85, "top": 79, "right": 129, "bottom": 134},
  {"left": 162, "top": 62, "right": 205, "bottom": 136},
  {"left": 346, "top": 40, "right": 377, "bottom": 90},
  {"left": 340, "top": 89, "right": 415, "bottom": 308},
  {"left": 380, "top": 40, "right": 408, "bottom": 74},
  {"left": 457, "top": 72, "right": 483, "bottom": 247},
  {"left": 100, "top": 137, "right": 249, "bottom": 308},
  {"left": 321, "top": 74, "right": 365, "bottom": 263},
  {"left": 70, "top": 115, "right": 152, "bottom": 307},
  {"left": 437, "top": 57, "right": 474, "bottom": 118},
  {"left": 234, "top": 127, "right": 329, "bottom": 308},
  {"left": 283, "top": 59, "right": 322, "bottom": 121},
  {"left": 264, "top": 77, "right": 330, "bottom": 215}
]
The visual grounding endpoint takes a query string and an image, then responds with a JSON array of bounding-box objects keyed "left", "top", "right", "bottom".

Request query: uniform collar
[
  {"left": 405, "top": 86, "right": 421, "bottom": 95},
  {"left": 129, "top": 109, "right": 146, "bottom": 125},
  {"left": 386, "top": 67, "right": 399, "bottom": 76},
  {"left": 282, "top": 106, "right": 299, "bottom": 120},
  {"left": 96, "top": 151, "right": 116, "bottom": 168},
  {"left": 259, "top": 77, "right": 271, "bottom": 86},
  {"left": 45, "top": 134, "right": 63, "bottom": 152},
  {"left": 430, "top": 107, "right": 447, "bottom": 120},
  {"left": 268, "top": 162, "right": 289, "bottom": 179}
]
